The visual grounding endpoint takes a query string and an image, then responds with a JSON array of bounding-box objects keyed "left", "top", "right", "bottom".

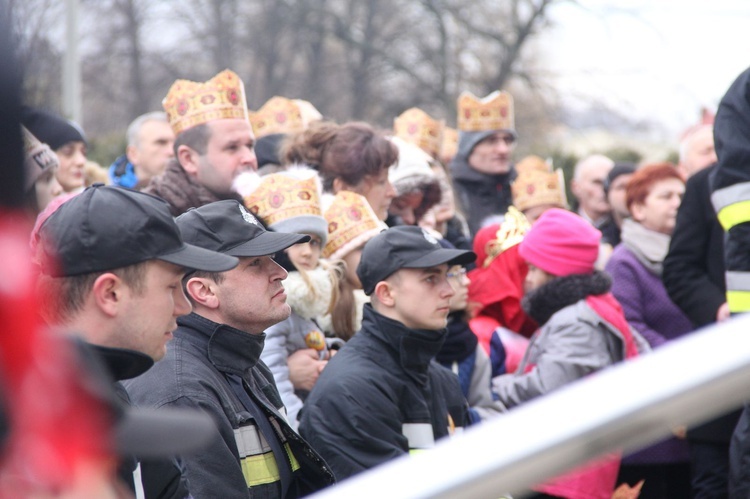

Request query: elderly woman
[
  {"left": 605, "top": 162, "right": 692, "bottom": 498},
  {"left": 281, "top": 121, "right": 398, "bottom": 221}
]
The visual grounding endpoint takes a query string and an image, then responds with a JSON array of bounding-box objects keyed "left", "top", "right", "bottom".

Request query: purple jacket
[
  {"left": 605, "top": 244, "right": 692, "bottom": 464},
  {"left": 605, "top": 245, "right": 693, "bottom": 348}
]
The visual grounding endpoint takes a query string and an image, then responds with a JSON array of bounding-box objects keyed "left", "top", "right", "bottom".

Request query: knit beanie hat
[
  {"left": 21, "top": 107, "right": 86, "bottom": 151},
  {"left": 518, "top": 208, "right": 601, "bottom": 276},
  {"left": 22, "top": 126, "right": 60, "bottom": 192},
  {"left": 233, "top": 166, "right": 328, "bottom": 244}
]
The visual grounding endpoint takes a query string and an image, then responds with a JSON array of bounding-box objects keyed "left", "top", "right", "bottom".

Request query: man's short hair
[
  {"left": 39, "top": 262, "right": 148, "bottom": 324},
  {"left": 127, "top": 111, "right": 169, "bottom": 148},
  {"left": 174, "top": 123, "right": 211, "bottom": 157}
]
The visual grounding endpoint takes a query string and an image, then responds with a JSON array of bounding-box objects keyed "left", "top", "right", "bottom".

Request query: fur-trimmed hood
[
  {"left": 522, "top": 271, "right": 611, "bottom": 326},
  {"left": 284, "top": 266, "right": 335, "bottom": 320}
]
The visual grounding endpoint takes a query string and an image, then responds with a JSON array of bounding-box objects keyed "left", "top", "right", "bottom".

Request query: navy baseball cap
[
  {"left": 37, "top": 185, "right": 239, "bottom": 277},
  {"left": 357, "top": 226, "right": 476, "bottom": 295},
  {"left": 176, "top": 200, "right": 310, "bottom": 257}
]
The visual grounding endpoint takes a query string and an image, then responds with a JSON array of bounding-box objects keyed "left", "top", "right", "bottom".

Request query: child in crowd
[
  {"left": 436, "top": 261, "right": 505, "bottom": 424},
  {"left": 235, "top": 168, "right": 341, "bottom": 429},
  {"left": 493, "top": 208, "right": 649, "bottom": 499},
  {"left": 317, "top": 190, "right": 386, "bottom": 340}
]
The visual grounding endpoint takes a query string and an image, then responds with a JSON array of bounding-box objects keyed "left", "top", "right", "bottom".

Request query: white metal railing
[{"left": 311, "top": 313, "right": 750, "bottom": 498}]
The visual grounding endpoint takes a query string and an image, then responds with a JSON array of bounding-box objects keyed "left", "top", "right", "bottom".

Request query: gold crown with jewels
[
  {"left": 393, "top": 108, "right": 444, "bottom": 159},
  {"left": 242, "top": 170, "right": 323, "bottom": 227},
  {"left": 511, "top": 155, "right": 567, "bottom": 213},
  {"left": 457, "top": 90, "right": 514, "bottom": 132},
  {"left": 162, "top": 69, "right": 248, "bottom": 135},
  {"left": 323, "top": 191, "right": 383, "bottom": 261},
  {"left": 249, "top": 96, "right": 322, "bottom": 138}
]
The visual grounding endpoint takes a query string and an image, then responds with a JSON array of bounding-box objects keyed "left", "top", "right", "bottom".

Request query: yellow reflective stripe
[
  {"left": 409, "top": 449, "right": 427, "bottom": 456},
  {"left": 711, "top": 183, "right": 750, "bottom": 215},
  {"left": 716, "top": 200, "right": 750, "bottom": 231},
  {"left": 727, "top": 290, "right": 750, "bottom": 313},
  {"left": 240, "top": 450, "right": 281, "bottom": 486},
  {"left": 283, "top": 442, "right": 301, "bottom": 472}
]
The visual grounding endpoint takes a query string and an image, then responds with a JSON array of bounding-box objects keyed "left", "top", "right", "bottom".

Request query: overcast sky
[{"left": 541, "top": 0, "right": 750, "bottom": 140}]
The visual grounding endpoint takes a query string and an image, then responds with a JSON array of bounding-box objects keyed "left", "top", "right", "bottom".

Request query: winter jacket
[
  {"left": 449, "top": 149, "right": 515, "bottom": 236},
  {"left": 125, "top": 313, "right": 334, "bottom": 498},
  {"left": 709, "top": 65, "right": 750, "bottom": 499},
  {"left": 299, "top": 304, "right": 469, "bottom": 481},
  {"left": 493, "top": 272, "right": 648, "bottom": 499}
]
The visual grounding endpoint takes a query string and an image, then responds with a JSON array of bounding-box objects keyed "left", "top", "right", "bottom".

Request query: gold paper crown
[
  {"left": 511, "top": 155, "right": 567, "bottom": 212},
  {"left": 323, "top": 191, "right": 383, "bottom": 260},
  {"left": 249, "top": 96, "right": 322, "bottom": 138},
  {"left": 483, "top": 206, "right": 531, "bottom": 267},
  {"left": 242, "top": 172, "right": 323, "bottom": 227},
  {"left": 162, "top": 69, "right": 248, "bottom": 135},
  {"left": 457, "top": 90, "right": 514, "bottom": 132},
  {"left": 393, "top": 108, "right": 444, "bottom": 159}
]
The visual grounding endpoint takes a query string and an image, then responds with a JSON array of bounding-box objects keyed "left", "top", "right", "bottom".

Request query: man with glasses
[{"left": 449, "top": 90, "right": 518, "bottom": 236}]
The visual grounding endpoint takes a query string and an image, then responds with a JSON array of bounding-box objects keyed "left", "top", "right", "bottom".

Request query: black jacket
[
  {"left": 450, "top": 158, "right": 515, "bottom": 237},
  {"left": 664, "top": 164, "right": 725, "bottom": 329},
  {"left": 125, "top": 313, "right": 334, "bottom": 498},
  {"left": 299, "top": 304, "right": 469, "bottom": 481}
]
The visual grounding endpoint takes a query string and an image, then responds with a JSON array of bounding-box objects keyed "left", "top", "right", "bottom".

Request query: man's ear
[
  {"left": 91, "top": 272, "right": 125, "bottom": 317},
  {"left": 185, "top": 277, "right": 219, "bottom": 309},
  {"left": 177, "top": 145, "right": 199, "bottom": 177},
  {"left": 373, "top": 280, "right": 396, "bottom": 307},
  {"left": 125, "top": 144, "right": 139, "bottom": 166}
]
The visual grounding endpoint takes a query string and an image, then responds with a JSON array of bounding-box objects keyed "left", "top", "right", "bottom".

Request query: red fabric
[
  {"left": 0, "top": 214, "right": 113, "bottom": 495},
  {"left": 586, "top": 293, "right": 640, "bottom": 360},
  {"left": 535, "top": 453, "right": 621, "bottom": 499},
  {"left": 467, "top": 244, "right": 537, "bottom": 338},
  {"left": 468, "top": 316, "right": 530, "bottom": 374}
]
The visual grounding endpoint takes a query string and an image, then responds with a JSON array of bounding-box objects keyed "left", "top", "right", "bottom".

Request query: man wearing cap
[
  {"left": 144, "top": 70, "right": 258, "bottom": 216},
  {"left": 599, "top": 162, "right": 636, "bottom": 248},
  {"left": 125, "top": 200, "right": 335, "bottom": 498},
  {"left": 449, "top": 90, "right": 517, "bottom": 236},
  {"left": 35, "top": 184, "right": 238, "bottom": 498},
  {"left": 299, "top": 225, "right": 474, "bottom": 481}
]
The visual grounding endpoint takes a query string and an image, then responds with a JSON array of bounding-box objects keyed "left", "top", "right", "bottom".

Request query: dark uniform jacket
[
  {"left": 125, "top": 313, "right": 334, "bottom": 498},
  {"left": 299, "top": 304, "right": 469, "bottom": 481}
]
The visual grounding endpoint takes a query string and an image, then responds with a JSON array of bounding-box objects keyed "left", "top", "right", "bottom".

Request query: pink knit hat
[{"left": 518, "top": 208, "right": 601, "bottom": 276}]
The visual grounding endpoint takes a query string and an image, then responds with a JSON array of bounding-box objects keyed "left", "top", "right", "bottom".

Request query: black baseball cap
[
  {"left": 603, "top": 162, "right": 636, "bottom": 194},
  {"left": 37, "top": 185, "right": 239, "bottom": 277},
  {"left": 176, "top": 200, "right": 310, "bottom": 257},
  {"left": 357, "top": 226, "right": 476, "bottom": 295}
]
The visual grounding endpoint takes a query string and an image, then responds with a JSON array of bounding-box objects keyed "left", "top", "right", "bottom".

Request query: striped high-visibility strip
[
  {"left": 711, "top": 183, "right": 750, "bottom": 231},
  {"left": 726, "top": 272, "right": 750, "bottom": 313},
  {"left": 234, "top": 424, "right": 300, "bottom": 487},
  {"left": 403, "top": 422, "right": 434, "bottom": 453}
]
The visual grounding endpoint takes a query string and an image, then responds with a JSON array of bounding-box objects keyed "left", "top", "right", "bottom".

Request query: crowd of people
[{"left": 7, "top": 64, "right": 750, "bottom": 499}]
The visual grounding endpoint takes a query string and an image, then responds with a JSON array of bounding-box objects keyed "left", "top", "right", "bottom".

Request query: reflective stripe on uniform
[
  {"left": 711, "top": 183, "right": 750, "bottom": 230},
  {"left": 402, "top": 423, "right": 435, "bottom": 450},
  {"left": 727, "top": 290, "right": 750, "bottom": 313},
  {"left": 234, "top": 424, "right": 300, "bottom": 487}
]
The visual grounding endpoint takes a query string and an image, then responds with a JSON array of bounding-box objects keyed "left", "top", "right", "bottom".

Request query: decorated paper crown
[
  {"left": 393, "top": 108, "right": 444, "bottom": 159},
  {"left": 162, "top": 69, "right": 248, "bottom": 135},
  {"left": 22, "top": 126, "right": 59, "bottom": 191},
  {"left": 511, "top": 155, "right": 567, "bottom": 213},
  {"left": 323, "top": 191, "right": 384, "bottom": 261},
  {"left": 440, "top": 126, "right": 459, "bottom": 164},
  {"left": 249, "top": 96, "right": 322, "bottom": 138},
  {"left": 235, "top": 168, "right": 327, "bottom": 244},
  {"left": 457, "top": 90, "right": 514, "bottom": 132},
  {"left": 482, "top": 207, "right": 531, "bottom": 267}
]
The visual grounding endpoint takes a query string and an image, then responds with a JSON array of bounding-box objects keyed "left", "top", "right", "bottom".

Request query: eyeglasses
[{"left": 446, "top": 268, "right": 468, "bottom": 281}]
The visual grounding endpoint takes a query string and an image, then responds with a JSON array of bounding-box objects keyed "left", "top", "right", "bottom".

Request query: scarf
[
  {"left": 435, "top": 312, "right": 479, "bottom": 364},
  {"left": 620, "top": 218, "right": 671, "bottom": 276}
]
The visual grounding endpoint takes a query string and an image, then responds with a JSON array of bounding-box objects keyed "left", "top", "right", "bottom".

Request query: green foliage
[{"left": 87, "top": 132, "right": 126, "bottom": 169}]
